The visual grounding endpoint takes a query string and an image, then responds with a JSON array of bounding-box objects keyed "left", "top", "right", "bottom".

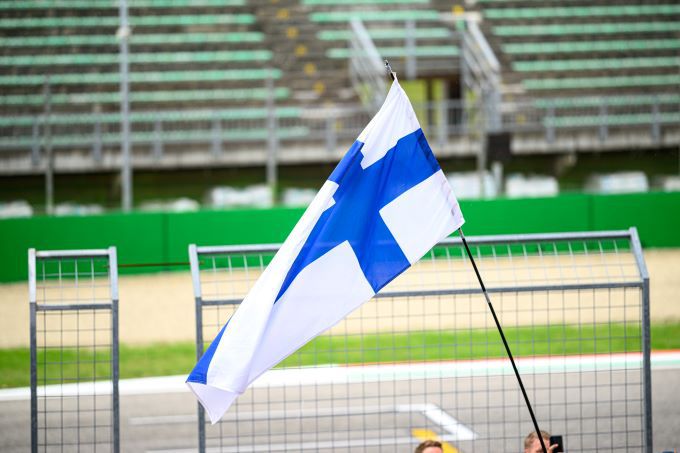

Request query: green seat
[
  {"left": 0, "top": 107, "right": 302, "bottom": 128},
  {"left": 504, "top": 39, "right": 680, "bottom": 55},
  {"left": 485, "top": 5, "right": 680, "bottom": 19},
  {"left": 318, "top": 27, "right": 451, "bottom": 41},
  {"left": 535, "top": 94, "right": 680, "bottom": 109},
  {"left": 0, "top": 14, "right": 255, "bottom": 28},
  {"left": 310, "top": 10, "right": 440, "bottom": 22},
  {"left": 0, "top": 69, "right": 282, "bottom": 86},
  {"left": 0, "top": 0, "right": 246, "bottom": 9},
  {"left": 523, "top": 74, "right": 680, "bottom": 91},
  {"left": 0, "top": 32, "right": 264, "bottom": 47},
  {"left": 1, "top": 50, "right": 273, "bottom": 66},
  {"left": 494, "top": 22, "right": 680, "bottom": 37},
  {"left": 0, "top": 87, "right": 290, "bottom": 107},
  {"left": 0, "top": 126, "right": 311, "bottom": 148},
  {"left": 514, "top": 56, "right": 680, "bottom": 72},
  {"left": 544, "top": 112, "right": 680, "bottom": 128},
  {"left": 478, "top": 0, "right": 593, "bottom": 2},
  {"left": 328, "top": 45, "right": 458, "bottom": 59},
  {"left": 304, "top": 0, "right": 427, "bottom": 4}
]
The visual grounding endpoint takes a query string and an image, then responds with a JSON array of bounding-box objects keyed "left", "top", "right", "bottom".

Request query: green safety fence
[{"left": 0, "top": 192, "right": 678, "bottom": 283}]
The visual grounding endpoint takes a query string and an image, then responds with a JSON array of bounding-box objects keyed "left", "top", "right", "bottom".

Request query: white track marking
[
  {"left": 144, "top": 404, "right": 473, "bottom": 452},
  {"left": 2, "top": 351, "right": 679, "bottom": 402},
  {"left": 397, "top": 403, "right": 476, "bottom": 440}
]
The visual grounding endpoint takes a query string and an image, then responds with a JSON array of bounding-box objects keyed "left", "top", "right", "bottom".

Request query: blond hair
[{"left": 524, "top": 430, "right": 551, "bottom": 450}]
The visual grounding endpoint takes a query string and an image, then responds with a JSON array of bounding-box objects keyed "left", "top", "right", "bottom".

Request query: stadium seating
[
  {"left": 1, "top": 0, "right": 677, "bottom": 168},
  {"left": 0, "top": 89, "right": 291, "bottom": 107},
  {"left": 0, "top": 0, "right": 247, "bottom": 8},
  {"left": 475, "top": 0, "right": 679, "bottom": 100},
  {"left": 483, "top": 5, "right": 680, "bottom": 19},
  {"left": 503, "top": 39, "right": 680, "bottom": 55},
  {"left": 513, "top": 57, "right": 679, "bottom": 72},
  {"left": 0, "top": 70, "right": 282, "bottom": 86},
  {"left": 0, "top": 32, "right": 264, "bottom": 47},
  {"left": 327, "top": 45, "right": 458, "bottom": 59},
  {"left": 0, "top": 107, "right": 303, "bottom": 128},
  {"left": 534, "top": 94, "right": 680, "bottom": 109},
  {"left": 544, "top": 112, "right": 680, "bottom": 129},
  {"left": 303, "top": 0, "right": 429, "bottom": 5},
  {"left": 0, "top": 0, "right": 299, "bottom": 159},
  {"left": 1, "top": 50, "right": 273, "bottom": 66},
  {"left": 0, "top": 14, "right": 256, "bottom": 28},
  {"left": 0, "top": 127, "right": 311, "bottom": 149},
  {"left": 493, "top": 22, "right": 680, "bottom": 37},
  {"left": 309, "top": 10, "right": 440, "bottom": 22},
  {"left": 318, "top": 27, "right": 452, "bottom": 41},
  {"left": 523, "top": 75, "right": 680, "bottom": 91}
]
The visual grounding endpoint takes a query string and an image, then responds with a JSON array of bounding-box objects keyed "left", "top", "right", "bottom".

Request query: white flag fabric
[{"left": 186, "top": 79, "right": 465, "bottom": 423}]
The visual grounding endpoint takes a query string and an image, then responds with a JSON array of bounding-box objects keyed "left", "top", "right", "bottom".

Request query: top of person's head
[
  {"left": 415, "top": 439, "right": 443, "bottom": 453},
  {"left": 524, "top": 430, "right": 551, "bottom": 450}
]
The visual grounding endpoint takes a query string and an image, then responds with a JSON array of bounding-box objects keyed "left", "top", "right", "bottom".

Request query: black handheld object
[{"left": 549, "top": 435, "right": 564, "bottom": 452}]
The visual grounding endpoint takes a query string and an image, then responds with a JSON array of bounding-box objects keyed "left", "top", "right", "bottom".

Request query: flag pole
[
  {"left": 383, "top": 59, "right": 548, "bottom": 453},
  {"left": 457, "top": 228, "right": 548, "bottom": 453},
  {"left": 385, "top": 59, "right": 396, "bottom": 81}
]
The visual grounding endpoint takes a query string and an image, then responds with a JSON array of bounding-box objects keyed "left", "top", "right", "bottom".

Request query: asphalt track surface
[{"left": 1, "top": 357, "right": 679, "bottom": 453}]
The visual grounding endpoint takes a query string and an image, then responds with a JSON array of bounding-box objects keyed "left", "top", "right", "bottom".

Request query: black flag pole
[
  {"left": 381, "top": 59, "right": 549, "bottom": 453},
  {"left": 458, "top": 228, "right": 549, "bottom": 453},
  {"left": 385, "top": 59, "right": 396, "bottom": 81}
]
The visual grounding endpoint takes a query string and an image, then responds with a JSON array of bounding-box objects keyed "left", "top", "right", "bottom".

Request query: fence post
[
  {"left": 266, "top": 71, "right": 278, "bottom": 205},
  {"left": 546, "top": 102, "right": 555, "bottom": 144},
  {"left": 651, "top": 97, "right": 660, "bottom": 143},
  {"left": 599, "top": 100, "right": 608, "bottom": 142},
  {"left": 189, "top": 244, "right": 206, "bottom": 453},
  {"left": 28, "top": 249, "right": 37, "bottom": 453},
  {"left": 109, "top": 246, "right": 120, "bottom": 453},
  {"left": 31, "top": 120, "right": 41, "bottom": 167},
  {"left": 43, "top": 77, "right": 54, "bottom": 215},
  {"left": 211, "top": 115, "right": 222, "bottom": 157},
  {"left": 118, "top": 0, "right": 132, "bottom": 211},
  {"left": 93, "top": 106, "right": 103, "bottom": 163},
  {"left": 629, "top": 227, "right": 653, "bottom": 453},
  {"left": 405, "top": 20, "right": 417, "bottom": 80},
  {"left": 153, "top": 118, "right": 163, "bottom": 160},
  {"left": 325, "top": 114, "right": 337, "bottom": 154},
  {"left": 436, "top": 100, "right": 447, "bottom": 148}
]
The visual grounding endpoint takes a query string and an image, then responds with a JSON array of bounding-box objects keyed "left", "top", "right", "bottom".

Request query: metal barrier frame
[
  {"left": 28, "top": 247, "right": 120, "bottom": 453},
  {"left": 189, "top": 228, "right": 651, "bottom": 452}
]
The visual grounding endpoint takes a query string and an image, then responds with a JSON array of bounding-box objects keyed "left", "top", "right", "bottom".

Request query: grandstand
[
  {"left": 471, "top": 0, "right": 680, "bottom": 153},
  {"left": 0, "top": 0, "right": 678, "bottom": 198}
]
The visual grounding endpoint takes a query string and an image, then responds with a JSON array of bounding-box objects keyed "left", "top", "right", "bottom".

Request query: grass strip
[{"left": 1, "top": 322, "right": 678, "bottom": 389}]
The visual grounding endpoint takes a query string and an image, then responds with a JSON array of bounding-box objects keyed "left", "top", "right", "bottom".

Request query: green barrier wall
[{"left": 0, "top": 192, "right": 678, "bottom": 283}]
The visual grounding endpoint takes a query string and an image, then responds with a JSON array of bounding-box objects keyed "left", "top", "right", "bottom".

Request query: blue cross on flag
[{"left": 187, "top": 79, "right": 465, "bottom": 423}]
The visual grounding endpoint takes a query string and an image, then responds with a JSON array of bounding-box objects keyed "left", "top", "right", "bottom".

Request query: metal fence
[
  {"left": 28, "top": 247, "right": 120, "bottom": 453},
  {"left": 5, "top": 96, "right": 678, "bottom": 161},
  {"left": 189, "top": 228, "right": 651, "bottom": 453}
]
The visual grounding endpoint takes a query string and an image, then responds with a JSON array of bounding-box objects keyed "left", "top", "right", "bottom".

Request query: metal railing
[
  {"left": 4, "top": 95, "right": 677, "bottom": 166},
  {"left": 28, "top": 247, "right": 120, "bottom": 453},
  {"left": 460, "top": 20, "right": 502, "bottom": 133},
  {"left": 348, "top": 18, "right": 388, "bottom": 112},
  {"left": 189, "top": 228, "right": 651, "bottom": 453}
]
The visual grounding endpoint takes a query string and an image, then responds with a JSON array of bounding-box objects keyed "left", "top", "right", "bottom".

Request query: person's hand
[{"left": 547, "top": 442, "right": 559, "bottom": 453}]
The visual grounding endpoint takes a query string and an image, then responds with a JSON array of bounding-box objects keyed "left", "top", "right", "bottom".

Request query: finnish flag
[{"left": 187, "top": 79, "right": 465, "bottom": 423}]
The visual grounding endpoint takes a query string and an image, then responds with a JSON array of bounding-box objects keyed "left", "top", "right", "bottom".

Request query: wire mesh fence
[
  {"left": 28, "top": 247, "right": 120, "bottom": 453},
  {"left": 189, "top": 229, "right": 650, "bottom": 453}
]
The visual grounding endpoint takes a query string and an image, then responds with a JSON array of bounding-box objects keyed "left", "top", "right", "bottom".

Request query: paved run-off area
[{"left": 1, "top": 354, "right": 679, "bottom": 452}]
